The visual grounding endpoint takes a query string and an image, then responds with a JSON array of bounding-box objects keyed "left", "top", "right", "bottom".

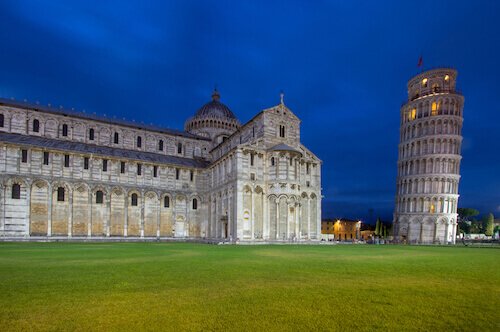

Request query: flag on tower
[{"left": 417, "top": 55, "right": 423, "bottom": 68}]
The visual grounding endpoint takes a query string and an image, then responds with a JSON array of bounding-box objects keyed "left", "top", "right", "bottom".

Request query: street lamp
[{"left": 358, "top": 220, "right": 362, "bottom": 240}]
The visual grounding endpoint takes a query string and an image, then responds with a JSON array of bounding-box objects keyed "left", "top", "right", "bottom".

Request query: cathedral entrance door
[
  {"left": 175, "top": 221, "right": 185, "bottom": 237},
  {"left": 220, "top": 216, "right": 228, "bottom": 239}
]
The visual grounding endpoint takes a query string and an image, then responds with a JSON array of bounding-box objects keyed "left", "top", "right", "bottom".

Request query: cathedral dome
[
  {"left": 185, "top": 89, "right": 240, "bottom": 141},
  {"left": 194, "top": 89, "right": 237, "bottom": 120}
]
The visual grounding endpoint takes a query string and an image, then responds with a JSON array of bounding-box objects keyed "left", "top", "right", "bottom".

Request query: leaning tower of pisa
[{"left": 393, "top": 68, "right": 464, "bottom": 244}]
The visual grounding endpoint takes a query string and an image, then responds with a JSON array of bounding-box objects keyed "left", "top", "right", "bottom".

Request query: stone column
[
  {"left": 209, "top": 198, "right": 213, "bottom": 238},
  {"left": 407, "top": 222, "right": 412, "bottom": 244},
  {"left": 106, "top": 193, "right": 110, "bottom": 237},
  {"left": 140, "top": 192, "right": 144, "bottom": 238},
  {"left": 25, "top": 185, "right": 31, "bottom": 238},
  {"left": 317, "top": 195, "right": 321, "bottom": 240},
  {"left": 124, "top": 193, "right": 128, "bottom": 237},
  {"left": 286, "top": 201, "right": 290, "bottom": 240},
  {"left": 1, "top": 185, "right": 5, "bottom": 236},
  {"left": 419, "top": 221, "right": 423, "bottom": 244},
  {"left": 298, "top": 201, "right": 302, "bottom": 240},
  {"left": 275, "top": 198, "right": 280, "bottom": 239},
  {"left": 262, "top": 193, "right": 268, "bottom": 240},
  {"left": 445, "top": 221, "right": 450, "bottom": 244},
  {"left": 295, "top": 203, "right": 299, "bottom": 240},
  {"left": 433, "top": 221, "right": 439, "bottom": 243},
  {"left": 214, "top": 197, "right": 218, "bottom": 239},
  {"left": 226, "top": 194, "right": 230, "bottom": 240},
  {"left": 88, "top": 190, "right": 92, "bottom": 237},
  {"left": 68, "top": 191, "right": 73, "bottom": 238},
  {"left": 307, "top": 199, "right": 311, "bottom": 240},
  {"left": 451, "top": 222, "right": 457, "bottom": 244},
  {"left": 251, "top": 190, "right": 255, "bottom": 240},
  {"left": 48, "top": 185, "right": 52, "bottom": 237},
  {"left": 156, "top": 196, "right": 161, "bottom": 238}
]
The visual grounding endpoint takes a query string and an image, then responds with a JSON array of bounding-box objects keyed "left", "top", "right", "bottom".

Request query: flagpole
[{"left": 417, "top": 55, "right": 423, "bottom": 74}]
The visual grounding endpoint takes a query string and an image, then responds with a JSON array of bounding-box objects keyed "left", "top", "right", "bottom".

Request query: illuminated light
[
  {"left": 444, "top": 75, "right": 449, "bottom": 81},
  {"left": 431, "top": 102, "right": 438, "bottom": 116},
  {"left": 409, "top": 108, "right": 416, "bottom": 120},
  {"left": 430, "top": 204, "right": 435, "bottom": 213},
  {"left": 422, "top": 78, "right": 428, "bottom": 87}
]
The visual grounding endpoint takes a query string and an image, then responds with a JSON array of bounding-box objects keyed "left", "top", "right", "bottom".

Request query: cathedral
[{"left": 0, "top": 90, "right": 322, "bottom": 242}]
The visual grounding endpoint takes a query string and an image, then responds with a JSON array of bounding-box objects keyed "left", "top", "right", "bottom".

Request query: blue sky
[{"left": 1, "top": 0, "right": 499, "bottom": 223}]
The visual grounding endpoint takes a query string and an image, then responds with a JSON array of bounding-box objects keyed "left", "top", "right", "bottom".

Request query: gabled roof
[
  {"left": 0, "top": 132, "right": 209, "bottom": 168},
  {"left": 268, "top": 143, "right": 302, "bottom": 155},
  {"left": 262, "top": 102, "right": 300, "bottom": 122},
  {"left": 0, "top": 98, "right": 211, "bottom": 141}
]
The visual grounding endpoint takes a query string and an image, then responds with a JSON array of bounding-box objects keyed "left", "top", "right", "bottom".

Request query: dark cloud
[{"left": 1, "top": 0, "right": 499, "bottom": 222}]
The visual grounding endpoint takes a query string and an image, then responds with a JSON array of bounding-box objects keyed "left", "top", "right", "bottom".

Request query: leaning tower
[{"left": 393, "top": 68, "right": 464, "bottom": 244}]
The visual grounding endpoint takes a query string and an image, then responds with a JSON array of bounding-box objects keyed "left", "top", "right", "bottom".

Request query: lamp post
[{"left": 358, "top": 220, "right": 362, "bottom": 240}]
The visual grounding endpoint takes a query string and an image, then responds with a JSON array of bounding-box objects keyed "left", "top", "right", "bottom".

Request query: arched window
[
  {"left": 279, "top": 125, "right": 285, "bottom": 138},
  {"left": 33, "top": 119, "right": 40, "bottom": 132},
  {"left": 114, "top": 132, "right": 119, "bottom": 144},
  {"left": 431, "top": 102, "right": 438, "bottom": 116},
  {"left": 62, "top": 124, "right": 68, "bottom": 136},
  {"left": 131, "top": 193, "right": 138, "bottom": 206},
  {"left": 0, "top": 114, "right": 4, "bottom": 127},
  {"left": 96, "top": 190, "right": 103, "bottom": 204},
  {"left": 164, "top": 196, "right": 170, "bottom": 208},
  {"left": 57, "top": 187, "right": 65, "bottom": 202},
  {"left": 11, "top": 183, "right": 20, "bottom": 199},
  {"left": 409, "top": 108, "right": 416, "bottom": 121},
  {"left": 159, "top": 140, "right": 164, "bottom": 151},
  {"left": 89, "top": 128, "right": 95, "bottom": 140},
  {"left": 177, "top": 142, "right": 182, "bottom": 154},
  {"left": 192, "top": 198, "right": 198, "bottom": 210},
  {"left": 137, "top": 136, "right": 142, "bottom": 148},
  {"left": 271, "top": 157, "right": 275, "bottom": 166}
]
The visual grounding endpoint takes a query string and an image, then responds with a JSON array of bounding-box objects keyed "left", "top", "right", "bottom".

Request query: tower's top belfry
[{"left": 406, "top": 68, "right": 458, "bottom": 102}]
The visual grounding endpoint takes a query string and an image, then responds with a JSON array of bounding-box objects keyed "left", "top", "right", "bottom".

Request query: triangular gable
[
  {"left": 298, "top": 143, "right": 322, "bottom": 163},
  {"left": 261, "top": 103, "right": 300, "bottom": 122}
]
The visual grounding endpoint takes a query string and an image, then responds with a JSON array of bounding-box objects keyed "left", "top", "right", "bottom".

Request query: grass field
[{"left": 0, "top": 243, "right": 498, "bottom": 331}]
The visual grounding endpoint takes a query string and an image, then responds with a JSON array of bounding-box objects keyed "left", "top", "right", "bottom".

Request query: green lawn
[{"left": 0, "top": 243, "right": 498, "bottom": 331}]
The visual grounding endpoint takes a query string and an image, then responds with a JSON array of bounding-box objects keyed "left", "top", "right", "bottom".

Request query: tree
[
  {"left": 470, "top": 220, "right": 482, "bottom": 234},
  {"left": 483, "top": 213, "right": 494, "bottom": 236},
  {"left": 458, "top": 221, "right": 471, "bottom": 234},
  {"left": 375, "top": 218, "right": 381, "bottom": 236},
  {"left": 457, "top": 208, "right": 479, "bottom": 222},
  {"left": 457, "top": 208, "right": 480, "bottom": 235}
]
